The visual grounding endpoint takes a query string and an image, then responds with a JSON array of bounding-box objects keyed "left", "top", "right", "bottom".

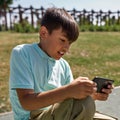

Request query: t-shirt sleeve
[
  {"left": 66, "top": 64, "right": 73, "bottom": 84},
  {"left": 9, "top": 46, "right": 34, "bottom": 89},
  {"left": 63, "top": 60, "right": 74, "bottom": 84}
]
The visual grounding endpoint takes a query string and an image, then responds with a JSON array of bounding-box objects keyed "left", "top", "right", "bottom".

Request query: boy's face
[{"left": 40, "top": 26, "right": 71, "bottom": 60}]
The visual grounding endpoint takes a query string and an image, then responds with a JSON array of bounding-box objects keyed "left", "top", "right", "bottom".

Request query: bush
[
  {"left": 88, "top": 25, "right": 95, "bottom": 32},
  {"left": 11, "top": 20, "right": 120, "bottom": 33},
  {"left": 111, "top": 25, "right": 120, "bottom": 31},
  {"left": 95, "top": 26, "right": 105, "bottom": 32},
  {"left": 14, "top": 23, "right": 23, "bottom": 32},
  {"left": 13, "top": 19, "right": 37, "bottom": 33}
]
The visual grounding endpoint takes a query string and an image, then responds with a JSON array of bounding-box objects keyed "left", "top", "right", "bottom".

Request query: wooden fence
[{"left": 0, "top": 5, "right": 120, "bottom": 31}]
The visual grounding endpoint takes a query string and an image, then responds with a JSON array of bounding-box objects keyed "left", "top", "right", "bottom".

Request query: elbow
[{"left": 19, "top": 100, "right": 35, "bottom": 111}]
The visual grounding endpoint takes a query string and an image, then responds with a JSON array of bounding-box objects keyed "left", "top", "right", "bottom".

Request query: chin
[
  {"left": 55, "top": 56, "right": 61, "bottom": 60},
  {"left": 52, "top": 54, "right": 63, "bottom": 60}
]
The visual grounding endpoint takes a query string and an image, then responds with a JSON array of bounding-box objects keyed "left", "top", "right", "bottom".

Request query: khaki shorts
[{"left": 30, "top": 96, "right": 117, "bottom": 120}]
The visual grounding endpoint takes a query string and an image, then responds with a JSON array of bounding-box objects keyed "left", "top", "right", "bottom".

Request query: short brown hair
[{"left": 41, "top": 7, "right": 79, "bottom": 42}]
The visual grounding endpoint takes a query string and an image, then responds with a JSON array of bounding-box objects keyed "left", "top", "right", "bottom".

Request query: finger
[
  {"left": 77, "top": 77, "right": 97, "bottom": 86},
  {"left": 99, "top": 93, "right": 109, "bottom": 100},
  {"left": 94, "top": 93, "right": 109, "bottom": 101},
  {"left": 107, "top": 84, "right": 114, "bottom": 89},
  {"left": 84, "top": 85, "right": 97, "bottom": 94},
  {"left": 85, "top": 80, "right": 97, "bottom": 87},
  {"left": 80, "top": 77, "right": 89, "bottom": 80},
  {"left": 102, "top": 88, "right": 112, "bottom": 94}
]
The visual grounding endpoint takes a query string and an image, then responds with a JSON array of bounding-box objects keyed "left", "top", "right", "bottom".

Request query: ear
[{"left": 39, "top": 26, "right": 48, "bottom": 40}]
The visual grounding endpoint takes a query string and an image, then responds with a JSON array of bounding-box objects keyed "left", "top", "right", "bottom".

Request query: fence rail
[{"left": 0, "top": 5, "right": 120, "bottom": 31}]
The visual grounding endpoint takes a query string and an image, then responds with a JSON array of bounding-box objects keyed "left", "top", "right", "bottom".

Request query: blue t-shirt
[{"left": 9, "top": 43, "right": 73, "bottom": 120}]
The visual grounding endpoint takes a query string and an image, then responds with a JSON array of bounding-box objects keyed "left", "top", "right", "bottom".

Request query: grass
[
  {"left": 0, "top": 32, "right": 39, "bottom": 113},
  {"left": 64, "top": 32, "right": 120, "bottom": 83},
  {"left": 0, "top": 31, "right": 120, "bottom": 113}
]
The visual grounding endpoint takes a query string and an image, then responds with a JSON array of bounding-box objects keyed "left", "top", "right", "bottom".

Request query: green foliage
[
  {"left": 88, "top": 25, "right": 95, "bottom": 32},
  {"left": 79, "top": 24, "right": 120, "bottom": 32},
  {"left": 14, "top": 23, "right": 34, "bottom": 33},
  {"left": 111, "top": 25, "right": 120, "bottom": 31},
  {"left": 13, "top": 19, "right": 39, "bottom": 33},
  {"left": 0, "top": 0, "right": 13, "bottom": 8}
]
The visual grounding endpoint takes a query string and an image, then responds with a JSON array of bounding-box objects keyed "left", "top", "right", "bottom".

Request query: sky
[{"left": 10, "top": 0, "right": 120, "bottom": 12}]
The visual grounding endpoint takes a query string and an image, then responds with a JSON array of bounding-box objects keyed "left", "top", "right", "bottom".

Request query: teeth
[
  {"left": 60, "top": 51, "right": 64, "bottom": 54},
  {"left": 59, "top": 51, "right": 64, "bottom": 55}
]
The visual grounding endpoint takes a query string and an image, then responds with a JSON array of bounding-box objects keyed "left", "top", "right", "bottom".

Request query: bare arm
[
  {"left": 16, "top": 85, "right": 70, "bottom": 111},
  {"left": 16, "top": 77, "right": 96, "bottom": 111}
]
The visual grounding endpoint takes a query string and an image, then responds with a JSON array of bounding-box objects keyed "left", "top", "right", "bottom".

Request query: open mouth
[{"left": 58, "top": 51, "right": 65, "bottom": 56}]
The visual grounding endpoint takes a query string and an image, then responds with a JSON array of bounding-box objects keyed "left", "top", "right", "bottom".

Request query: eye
[
  {"left": 60, "top": 39, "right": 65, "bottom": 42},
  {"left": 61, "top": 39, "right": 65, "bottom": 42}
]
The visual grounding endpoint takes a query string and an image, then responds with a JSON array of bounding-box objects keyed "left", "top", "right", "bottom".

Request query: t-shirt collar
[{"left": 34, "top": 43, "right": 56, "bottom": 62}]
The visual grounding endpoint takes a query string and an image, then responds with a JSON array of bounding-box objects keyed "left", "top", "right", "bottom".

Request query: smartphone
[{"left": 92, "top": 76, "right": 114, "bottom": 93}]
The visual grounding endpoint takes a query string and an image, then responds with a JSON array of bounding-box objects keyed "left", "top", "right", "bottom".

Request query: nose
[{"left": 64, "top": 43, "right": 70, "bottom": 51}]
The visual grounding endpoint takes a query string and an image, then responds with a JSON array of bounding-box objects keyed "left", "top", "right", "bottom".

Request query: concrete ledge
[
  {"left": 0, "top": 111, "right": 14, "bottom": 120},
  {"left": 95, "top": 86, "right": 120, "bottom": 120}
]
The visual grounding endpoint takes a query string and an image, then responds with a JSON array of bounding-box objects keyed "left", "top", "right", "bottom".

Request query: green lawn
[{"left": 0, "top": 31, "right": 120, "bottom": 113}]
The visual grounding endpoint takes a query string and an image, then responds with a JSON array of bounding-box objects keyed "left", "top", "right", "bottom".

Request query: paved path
[
  {"left": 0, "top": 86, "right": 120, "bottom": 120},
  {"left": 95, "top": 86, "right": 120, "bottom": 120}
]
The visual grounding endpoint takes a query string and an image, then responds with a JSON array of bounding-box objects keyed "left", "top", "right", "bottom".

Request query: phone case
[{"left": 93, "top": 77, "right": 114, "bottom": 93}]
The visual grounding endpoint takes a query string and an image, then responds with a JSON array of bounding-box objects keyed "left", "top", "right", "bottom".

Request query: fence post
[
  {"left": 9, "top": 8, "right": 13, "bottom": 30},
  {"left": 40, "top": 6, "right": 44, "bottom": 18},
  {"left": 0, "top": 9, "right": 2, "bottom": 31},
  {"left": 91, "top": 10, "right": 95, "bottom": 25},
  {"left": 18, "top": 5, "right": 23, "bottom": 23},
  {"left": 117, "top": 10, "right": 120, "bottom": 25},
  {"left": 30, "top": 6, "right": 34, "bottom": 27},
  {"left": 108, "top": 10, "right": 111, "bottom": 26},
  {"left": 3, "top": 7, "right": 8, "bottom": 30}
]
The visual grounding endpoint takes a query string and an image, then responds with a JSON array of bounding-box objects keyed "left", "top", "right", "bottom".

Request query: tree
[
  {"left": 0, "top": 0, "right": 13, "bottom": 30},
  {"left": 0, "top": 0, "right": 13, "bottom": 8}
]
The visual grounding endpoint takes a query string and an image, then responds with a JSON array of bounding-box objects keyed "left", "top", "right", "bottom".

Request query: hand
[
  {"left": 91, "top": 84, "right": 114, "bottom": 101},
  {"left": 68, "top": 77, "right": 97, "bottom": 99}
]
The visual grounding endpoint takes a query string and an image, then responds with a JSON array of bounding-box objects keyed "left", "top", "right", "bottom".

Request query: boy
[{"left": 9, "top": 7, "right": 113, "bottom": 120}]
